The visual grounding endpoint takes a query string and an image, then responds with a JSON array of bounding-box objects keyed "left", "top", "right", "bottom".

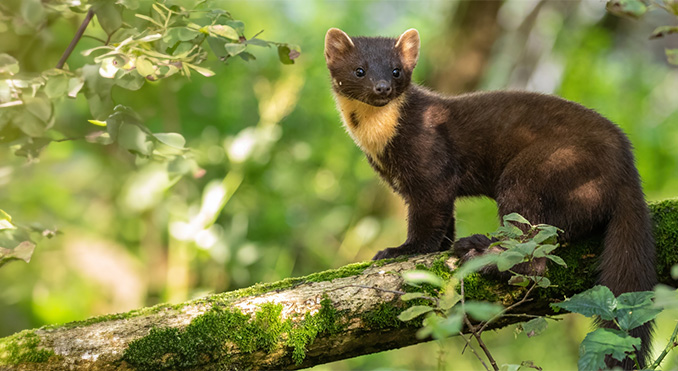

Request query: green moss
[
  {"left": 38, "top": 261, "right": 373, "bottom": 334},
  {"left": 650, "top": 199, "right": 678, "bottom": 284},
  {"left": 204, "top": 261, "right": 375, "bottom": 305},
  {"left": 284, "top": 296, "right": 345, "bottom": 365},
  {"left": 462, "top": 273, "right": 503, "bottom": 302},
  {"left": 47, "top": 302, "right": 180, "bottom": 331},
  {"left": 0, "top": 330, "right": 54, "bottom": 365},
  {"left": 361, "top": 302, "right": 403, "bottom": 330},
  {"left": 123, "top": 296, "right": 344, "bottom": 369}
]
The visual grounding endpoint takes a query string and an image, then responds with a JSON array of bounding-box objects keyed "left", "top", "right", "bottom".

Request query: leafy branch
[
  {"left": 395, "top": 213, "right": 678, "bottom": 371},
  {"left": 0, "top": 0, "right": 299, "bottom": 269},
  {"left": 606, "top": 0, "right": 678, "bottom": 64}
]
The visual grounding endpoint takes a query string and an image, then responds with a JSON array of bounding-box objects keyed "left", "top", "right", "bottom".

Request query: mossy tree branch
[{"left": 1, "top": 200, "right": 677, "bottom": 370}]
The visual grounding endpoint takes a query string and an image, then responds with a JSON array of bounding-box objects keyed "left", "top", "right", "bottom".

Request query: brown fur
[{"left": 324, "top": 28, "right": 656, "bottom": 369}]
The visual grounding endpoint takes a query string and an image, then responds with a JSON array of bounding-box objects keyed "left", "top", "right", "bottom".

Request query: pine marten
[{"left": 324, "top": 28, "right": 656, "bottom": 369}]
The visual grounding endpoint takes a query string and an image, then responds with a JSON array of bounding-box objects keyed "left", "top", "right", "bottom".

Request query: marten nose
[{"left": 374, "top": 80, "right": 392, "bottom": 95}]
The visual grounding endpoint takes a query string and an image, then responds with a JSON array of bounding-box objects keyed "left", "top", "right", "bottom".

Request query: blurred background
[{"left": 1, "top": 0, "right": 677, "bottom": 369}]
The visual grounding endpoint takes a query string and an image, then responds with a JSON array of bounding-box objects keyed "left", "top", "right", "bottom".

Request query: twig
[
  {"left": 461, "top": 280, "right": 499, "bottom": 371},
  {"left": 56, "top": 8, "right": 95, "bottom": 69},
  {"left": 501, "top": 313, "right": 562, "bottom": 320},
  {"left": 477, "top": 283, "right": 537, "bottom": 335},
  {"left": 649, "top": 321, "right": 678, "bottom": 369},
  {"left": 464, "top": 315, "right": 499, "bottom": 371},
  {"left": 457, "top": 331, "right": 491, "bottom": 371}
]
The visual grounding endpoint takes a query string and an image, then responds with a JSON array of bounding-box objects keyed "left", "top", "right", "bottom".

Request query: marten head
[{"left": 324, "top": 28, "right": 420, "bottom": 107}]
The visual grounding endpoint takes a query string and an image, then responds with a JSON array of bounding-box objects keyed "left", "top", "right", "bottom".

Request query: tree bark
[{"left": 1, "top": 199, "right": 677, "bottom": 371}]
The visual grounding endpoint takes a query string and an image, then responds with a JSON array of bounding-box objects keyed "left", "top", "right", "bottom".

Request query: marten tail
[{"left": 599, "top": 184, "right": 656, "bottom": 369}]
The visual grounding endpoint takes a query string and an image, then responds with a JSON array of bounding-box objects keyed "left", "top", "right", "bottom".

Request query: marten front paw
[
  {"left": 453, "top": 234, "right": 505, "bottom": 276},
  {"left": 452, "top": 234, "right": 498, "bottom": 262},
  {"left": 372, "top": 242, "right": 418, "bottom": 260}
]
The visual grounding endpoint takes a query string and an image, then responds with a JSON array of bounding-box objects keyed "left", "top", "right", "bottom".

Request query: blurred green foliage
[{"left": 0, "top": 0, "right": 677, "bottom": 369}]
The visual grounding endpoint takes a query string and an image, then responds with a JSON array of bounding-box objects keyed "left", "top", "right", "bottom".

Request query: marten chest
[{"left": 334, "top": 94, "right": 404, "bottom": 162}]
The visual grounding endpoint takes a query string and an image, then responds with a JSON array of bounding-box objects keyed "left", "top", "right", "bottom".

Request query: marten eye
[
  {"left": 355, "top": 68, "right": 366, "bottom": 78},
  {"left": 392, "top": 68, "right": 401, "bottom": 78}
]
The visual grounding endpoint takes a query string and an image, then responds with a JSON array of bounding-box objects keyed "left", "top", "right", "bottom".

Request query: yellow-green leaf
[
  {"left": 88, "top": 119, "right": 107, "bottom": 127},
  {"left": 208, "top": 25, "right": 239, "bottom": 40}
]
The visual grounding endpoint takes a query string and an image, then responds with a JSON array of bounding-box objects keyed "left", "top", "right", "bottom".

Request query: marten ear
[
  {"left": 395, "top": 28, "right": 420, "bottom": 70},
  {"left": 325, "top": 28, "right": 354, "bottom": 63}
]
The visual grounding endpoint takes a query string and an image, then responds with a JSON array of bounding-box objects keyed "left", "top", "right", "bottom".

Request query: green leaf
[
  {"left": 497, "top": 250, "right": 525, "bottom": 272},
  {"left": 0, "top": 241, "right": 36, "bottom": 268},
  {"left": 135, "top": 57, "right": 155, "bottom": 78},
  {"left": 68, "top": 78, "right": 85, "bottom": 98},
  {"left": 502, "top": 213, "right": 530, "bottom": 225},
  {"left": 115, "top": 71, "right": 145, "bottom": 90},
  {"left": 672, "top": 264, "right": 678, "bottom": 280},
  {"left": 238, "top": 52, "right": 256, "bottom": 62},
  {"left": 154, "top": 133, "right": 186, "bottom": 148},
  {"left": 532, "top": 226, "right": 559, "bottom": 244},
  {"left": 153, "top": 132, "right": 188, "bottom": 157},
  {"left": 402, "top": 270, "right": 444, "bottom": 287},
  {"left": 185, "top": 63, "right": 215, "bottom": 77},
  {"left": 650, "top": 26, "right": 678, "bottom": 39},
  {"left": 224, "top": 20, "right": 245, "bottom": 34},
  {"left": 531, "top": 276, "right": 551, "bottom": 288},
  {"left": 463, "top": 301, "right": 503, "bottom": 321},
  {"left": 614, "top": 291, "right": 660, "bottom": 331},
  {"left": 521, "top": 317, "right": 548, "bottom": 337},
  {"left": 86, "top": 94, "right": 114, "bottom": 120},
  {"left": 82, "top": 64, "right": 115, "bottom": 118},
  {"left": 605, "top": 0, "right": 647, "bottom": 19},
  {"left": 666, "top": 49, "right": 678, "bottom": 65},
  {"left": 533, "top": 244, "right": 558, "bottom": 258},
  {"left": 551, "top": 285, "right": 617, "bottom": 321},
  {"left": 208, "top": 25, "right": 239, "bottom": 40},
  {"left": 118, "top": 123, "right": 153, "bottom": 156},
  {"left": 277, "top": 45, "right": 297, "bottom": 65},
  {"left": 245, "top": 38, "right": 270, "bottom": 47},
  {"left": 513, "top": 241, "right": 538, "bottom": 256},
  {"left": 398, "top": 305, "right": 434, "bottom": 321},
  {"left": 417, "top": 312, "right": 463, "bottom": 339},
  {"left": 88, "top": 120, "right": 107, "bottom": 127},
  {"left": 224, "top": 43, "right": 247, "bottom": 57},
  {"left": 508, "top": 275, "right": 530, "bottom": 287},
  {"left": 434, "top": 313, "right": 464, "bottom": 339},
  {"left": 24, "top": 96, "right": 53, "bottom": 122},
  {"left": 494, "top": 223, "right": 524, "bottom": 238},
  {"left": 94, "top": 2, "right": 123, "bottom": 35},
  {"left": 653, "top": 284, "right": 678, "bottom": 309},
  {"left": 578, "top": 328, "right": 640, "bottom": 370},
  {"left": 14, "top": 137, "right": 51, "bottom": 159},
  {"left": 0, "top": 209, "right": 14, "bottom": 230},
  {"left": 165, "top": 27, "right": 201, "bottom": 42},
  {"left": 500, "top": 365, "right": 521, "bottom": 371},
  {"left": 207, "top": 36, "right": 229, "bottom": 59},
  {"left": 21, "top": 0, "right": 46, "bottom": 28},
  {"left": 0, "top": 54, "right": 19, "bottom": 75},
  {"left": 453, "top": 253, "right": 500, "bottom": 279},
  {"left": 45, "top": 75, "right": 70, "bottom": 99},
  {"left": 545, "top": 254, "right": 567, "bottom": 267},
  {"left": 401, "top": 292, "right": 430, "bottom": 301}
]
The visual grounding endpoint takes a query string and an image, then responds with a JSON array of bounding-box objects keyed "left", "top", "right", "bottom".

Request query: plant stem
[
  {"left": 457, "top": 331, "right": 491, "bottom": 371},
  {"left": 461, "top": 280, "right": 499, "bottom": 371},
  {"left": 477, "top": 283, "right": 536, "bottom": 334},
  {"left": 464, "top": 315, "right": 499, "bottom": 371},
  {"left": 649, "top": 321, "right": 678, "bottom": 369},
  {"left": 56, "top": 8, "right": 95, "bottom": 69}
]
